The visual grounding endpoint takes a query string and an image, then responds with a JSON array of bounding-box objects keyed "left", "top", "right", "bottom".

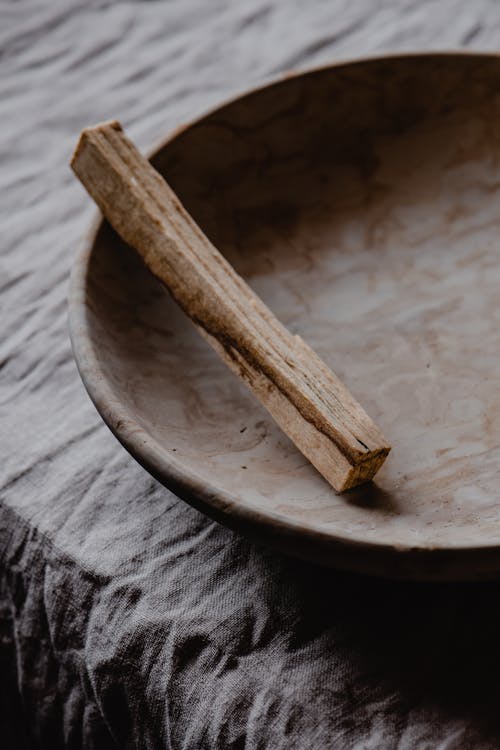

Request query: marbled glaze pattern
[{"left": 71, "top": 54, "right": 500, "bottom": 578}]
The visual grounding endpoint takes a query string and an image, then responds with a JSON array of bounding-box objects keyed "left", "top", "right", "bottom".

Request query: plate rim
[{"left": 68, "top": 50, "right": 500, "bottom": 580}]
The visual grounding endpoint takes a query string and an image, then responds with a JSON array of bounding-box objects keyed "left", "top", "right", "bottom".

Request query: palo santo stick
[{"left": 71, "top": 121, "right": 390, "bottom": 491}]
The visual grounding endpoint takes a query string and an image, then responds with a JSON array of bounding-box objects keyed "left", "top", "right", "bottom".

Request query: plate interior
[{"left": 80, "top": 55, "right": 500, "bottom": 558}]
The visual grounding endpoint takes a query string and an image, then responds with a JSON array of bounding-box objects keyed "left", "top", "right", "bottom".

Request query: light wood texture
[{"left": 71, "top": 120, "right": 390, "bottom": 492}]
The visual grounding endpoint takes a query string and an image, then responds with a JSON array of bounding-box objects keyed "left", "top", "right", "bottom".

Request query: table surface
[{"left": 3, "top": 1, "right": 500, "bottom": 748}]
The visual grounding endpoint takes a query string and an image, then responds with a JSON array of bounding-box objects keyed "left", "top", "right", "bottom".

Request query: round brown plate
[{"left": 69, "top": 53, "right": 500, "bottom": 580}]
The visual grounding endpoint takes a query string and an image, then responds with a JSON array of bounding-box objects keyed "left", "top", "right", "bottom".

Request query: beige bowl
[{"left": 69, "top": 53, "right": 500, "bottom": 580}]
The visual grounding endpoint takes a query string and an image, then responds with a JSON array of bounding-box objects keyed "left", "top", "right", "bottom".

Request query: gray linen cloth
[{"left": 3, "top": 1, "right": 500, "bottom": 747}]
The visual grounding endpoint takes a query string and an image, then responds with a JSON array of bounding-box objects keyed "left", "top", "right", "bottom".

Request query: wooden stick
[{"left": 71, "top": 121, "right": 390, "bottom": 491}]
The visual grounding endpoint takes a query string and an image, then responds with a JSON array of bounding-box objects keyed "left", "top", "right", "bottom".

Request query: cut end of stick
[
  {"left": 71, "top": 120, "right": 391, "bottom": 493},
  {"left": 71, "top": 120, "right": 123, "bottom": 170},
  {"left": 341, "top": 444, "right": 391, "bottom": 492}
]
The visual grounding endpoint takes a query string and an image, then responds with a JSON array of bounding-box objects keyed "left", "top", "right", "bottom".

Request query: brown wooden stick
[{"left": 71, "top": 121, "right": 390, "bottom": 491}]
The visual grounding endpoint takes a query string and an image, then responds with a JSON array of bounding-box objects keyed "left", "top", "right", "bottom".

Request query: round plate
[{"left": 69, "top": 53, "right": 500, "bottom": 580}]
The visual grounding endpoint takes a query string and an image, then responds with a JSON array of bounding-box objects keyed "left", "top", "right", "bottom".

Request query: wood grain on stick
[{"left": 71, "top": 121, "right": 390, "bottom": 491}]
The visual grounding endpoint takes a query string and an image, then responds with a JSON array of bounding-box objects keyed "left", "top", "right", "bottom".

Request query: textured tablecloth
[{"left": 4, "top": 1, "right": 500, "bottom": 748}]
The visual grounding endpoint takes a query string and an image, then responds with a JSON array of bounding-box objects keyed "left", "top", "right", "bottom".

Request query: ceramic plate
[{"left": 70, "top": 53, "right": 500, "bottom": 580}]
